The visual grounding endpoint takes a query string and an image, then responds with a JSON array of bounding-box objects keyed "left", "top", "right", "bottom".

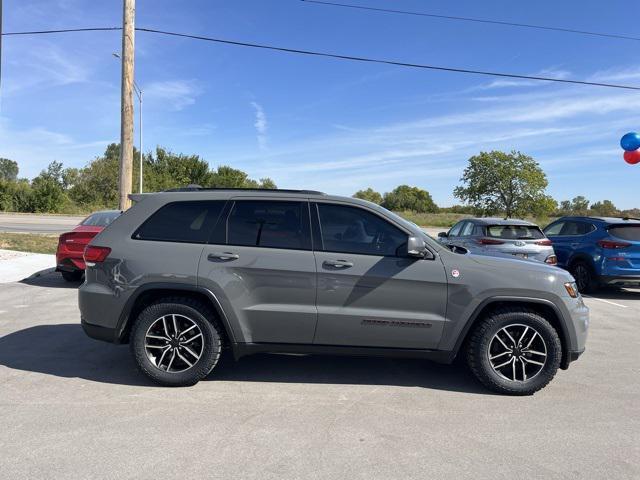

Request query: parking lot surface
[{"left": 0, "top": 272, "right": 638, "bottom": 479}]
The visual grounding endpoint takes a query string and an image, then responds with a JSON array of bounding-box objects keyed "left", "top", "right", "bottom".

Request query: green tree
[
  {"left": 353, "top": 188, "right": 383, "bottom": 204},
  {"left": 454, "top": 150, "right": 552, "bottom": 218},
  {"left": 570, "top": 196, "right": 590, "bottom": 215},
  {"left": 590, "top": 200, "right": 618, "bottom": 216},
  {"left": 30, "top": 161, "right": 67, "bottom": 213},
  {"left": 0, "top": 158, "right": 19, "bottom": 181},
  {"left": 382, "top": 185, "right": 438, "bottom": 213}
]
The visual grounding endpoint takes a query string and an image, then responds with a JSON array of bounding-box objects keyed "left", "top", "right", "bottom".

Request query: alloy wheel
[
  {"left": 487, "top": 324, "right": 547, "bottom": 382},
  {"left": 144, "top": 314, "right": 204, "bottom": 373},
  {"left": 573, "top": 264, "right": 590, "bottom": 292}
]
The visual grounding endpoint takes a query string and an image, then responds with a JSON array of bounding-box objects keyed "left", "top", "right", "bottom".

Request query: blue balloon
[{"left": 621, "top": 132, "right": 640, "bottom": 152}]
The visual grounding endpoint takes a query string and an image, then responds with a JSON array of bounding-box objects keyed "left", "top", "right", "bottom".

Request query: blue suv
[{"left": 543, "top": 216, "right": 640, "bottom": 292}]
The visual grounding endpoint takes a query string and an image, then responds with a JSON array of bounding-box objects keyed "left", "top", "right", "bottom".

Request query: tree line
[
  {"left": 354, "top": 150, "right": 638, "bottom": 219},
  {"left": 0, "top": 148, "right": 637, "bottom": 218},
  {"left": 0, "top": 144, "right": 276, "bottom": 214}
]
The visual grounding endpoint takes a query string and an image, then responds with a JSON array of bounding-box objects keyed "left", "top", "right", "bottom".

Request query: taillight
[
  {"left": 83, "top": 245, "right": 111, "bottom": 264},
  {"left": 535, "top": 239, "right": 553, "bottom": 246},
  {"left": 597, "top": 239, "right": 631, "bottom": 249},
  {"left": 545, "top": 255, "right": 558, "bottom": 265},
  {"left": 476, "top": 238, "right": 504, "bottom": 245}
]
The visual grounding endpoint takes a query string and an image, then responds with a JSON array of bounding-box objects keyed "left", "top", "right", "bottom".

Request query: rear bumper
[
  {"left": 599, "top": 275, "right": 640, "bottom": 286},
  {"left": 56, "top": 255, "right": 86, "bottom": 272}
]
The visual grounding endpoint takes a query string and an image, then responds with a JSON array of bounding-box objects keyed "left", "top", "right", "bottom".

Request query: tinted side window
[
  {"left": 560, "top": 221, "right": 592, "bottom": 236},
  {"left": 460, "top": 222, "right": 475, "bottom": 236},
  {"left": 227, "top": 201, "right": 311, "bottom": 250},
  {"left": 317, "top": 203, "right": 407, "bottom": 256},
  {"left": 134, "top": 201, "right": 225, "bottom": 243},
  {"left": 448, "top": 222, "right": 464, "bottom": 237},
  {"left": 544, "top": 222, "right": 564, "bottom": 236}
]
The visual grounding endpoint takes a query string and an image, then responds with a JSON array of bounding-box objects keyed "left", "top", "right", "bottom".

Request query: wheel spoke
[
  {"left": 518, "top": 326, "right": 529, "bottom": 345},
  {"left": 490, "top": 351, "right": 511, "bottom": 361},
  {"left": 523, "top": 349, "right": 546, "bottom": 357},
  {"left": 145, "top": 344, "right": 169, "bottom": 349},
  {"left": 156, "top": 346, "right": 170, "bottom": 368},
  {"left": 493, "top": 358, "right": 513, "bottom": 369},
  {"left": 183, "top": 332, "right": 202, "bottom": 344},
  {"left": 511, "top": 357, "right": 517, "bottom": 381},
  {"left": 162, "top": 316, "right": 170, "bottom": 338},
  {"left": 176, "top": 350, "right": 193, "bottom": 367},
  {"left": 495, "top": 334, "right": 511, "bottom": 350},
  {"left": 179, "top": 324, "right": 197, "bottom": 338},
  {"left": 182, "top": 344, "right": 201, "bottom": 361},
  {"left": 172, "top": 314, "right": 179, "bottom": 337},
  {"left": 525, "top": 331, "right": 538, "bottom": 349},
  {"left": 146, "top": 334, "right": 169, "bottom": 341},
  {"left": 522, "top": 357, "right": 544, "bottom": 367},
  {"left": 501, "top": 328, "right": 517, "bottom": 346},
  {"left": 166, "top": 350, "right": 177, "bottom": 372},
  {"left": 521, "top": 359, "right": 527, "bottom": 381}
]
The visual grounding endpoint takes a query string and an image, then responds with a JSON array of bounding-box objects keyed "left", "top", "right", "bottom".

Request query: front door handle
[
  {"left": 323, "top": 259, "right": 354, "bottom": 269},
  {"left": 207, "top": 252, "right": 239, "bottom": 261}
]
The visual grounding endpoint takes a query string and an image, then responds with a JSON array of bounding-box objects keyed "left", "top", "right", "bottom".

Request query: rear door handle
[
  {"left": 323, "top": 259, "right": 354, "bottom": 269},
  {"left": 207, "top": 252, "right": 239, "bottom": 261}
]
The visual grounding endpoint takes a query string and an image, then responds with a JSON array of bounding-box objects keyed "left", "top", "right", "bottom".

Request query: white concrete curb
[{"left": 0, "top": 249, "right": 56, "bottom": 284}]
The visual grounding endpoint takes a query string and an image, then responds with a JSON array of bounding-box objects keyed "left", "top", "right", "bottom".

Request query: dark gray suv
[{"left": 79, "top": 188, "right": 588, "bottom": 395}]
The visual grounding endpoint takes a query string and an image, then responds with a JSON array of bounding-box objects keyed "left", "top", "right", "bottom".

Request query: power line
[
  {"left": 3, "top": 25, "right": 640, "bottom": 91},
  {"left": 301, "top": 0, "right": 640, "bottom": 42},
  {"left": 2, "top": 27, "right": 121, "bottom": 35},
  {"left": 138, "top": 27, "right": 640, "bottom": 91}
]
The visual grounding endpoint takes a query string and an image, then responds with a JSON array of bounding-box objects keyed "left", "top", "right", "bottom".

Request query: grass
[{"left": 0, "top": 233, "right": 59, "bottom": 254}]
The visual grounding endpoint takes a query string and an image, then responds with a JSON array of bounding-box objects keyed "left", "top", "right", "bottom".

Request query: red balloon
[{"left": 623, "top": 149, "right": 640, "bottom": 165}]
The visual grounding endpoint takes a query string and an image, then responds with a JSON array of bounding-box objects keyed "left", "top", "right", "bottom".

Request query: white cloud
[
  {"left": 250, "top": 101, "right": 268, "bottom": 150},
  {"left": 144, "top": 80, "right": 202, "bottom": 110}
]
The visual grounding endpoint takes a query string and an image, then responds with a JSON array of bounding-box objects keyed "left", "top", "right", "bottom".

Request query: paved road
[
  {"left": 0, "top": 213, "right": 84, "bottom": 234},
  {"left": 0, "top": 273, "right": 638, "bottom": 479}
]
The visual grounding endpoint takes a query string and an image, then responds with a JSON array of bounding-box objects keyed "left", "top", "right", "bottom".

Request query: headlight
[{"left": 564, "top": 282, "right": 579, "bottom": 298}]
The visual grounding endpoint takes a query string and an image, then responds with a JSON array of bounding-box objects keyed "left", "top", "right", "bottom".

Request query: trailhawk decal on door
[{"left": 361, "top": 319, "right": 432, "bottom": 328}]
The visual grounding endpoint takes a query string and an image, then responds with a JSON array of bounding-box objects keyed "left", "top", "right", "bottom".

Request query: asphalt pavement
[
  {"left": 0, "top": 272, "right": 638, "bottom": 479},
  {"left": 0, "top": 213, "right": 84, "bottom": 234}
]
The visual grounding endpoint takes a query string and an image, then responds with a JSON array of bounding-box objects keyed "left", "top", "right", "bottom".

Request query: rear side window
[
  {"left": 487, "top": 225, "right": 544, "bottom": 239},
  {"left": 317, "top": 203, "right": 407, "bottom": 256},
  {"left": 560, "top": 221, "right": 594, "bottom": 236},
  {"left": 227, "top": 200, "right": 311, "bottom": 250},
  {"left": 133, "top": 201, "right": 225, "bottom": 243},
  {"left": 608, "top": 225, "right": 640, "bottom": 241}
]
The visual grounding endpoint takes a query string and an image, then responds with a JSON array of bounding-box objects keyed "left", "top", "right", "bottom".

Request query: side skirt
[{"left": 233, "top": 342, "right": 454, "bottom": 364}]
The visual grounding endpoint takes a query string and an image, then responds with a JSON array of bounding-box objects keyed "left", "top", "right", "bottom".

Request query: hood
[{"left": 468, "top": 250, "right": 572, "bottom": 279}]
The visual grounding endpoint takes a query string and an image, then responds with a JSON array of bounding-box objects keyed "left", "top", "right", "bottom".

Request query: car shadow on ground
[
  {"left": 587, "top": 287, "right": 640, "bottom": 301},
  {"left": 20, "top": 270, "right": 80, "bottom": 289},
  {"left": 0, "top": 323, "right": 492, "bottom": 394}
]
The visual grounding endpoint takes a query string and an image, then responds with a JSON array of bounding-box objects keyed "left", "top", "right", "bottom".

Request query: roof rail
[{"left": 162, "top": 186, "right": 325, "bottom": 195}]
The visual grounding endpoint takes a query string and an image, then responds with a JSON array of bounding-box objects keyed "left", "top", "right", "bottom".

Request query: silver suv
[
  {"left": 438, "top": 218, "right": 557, "bottom": 265},
  {"left": 79, "top": 188, "right": 588, "bottom": 395}
]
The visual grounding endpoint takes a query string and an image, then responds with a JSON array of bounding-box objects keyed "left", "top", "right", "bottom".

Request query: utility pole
[
  {"left": 118, "top": 0, "right": 135, "bottom": 210},
  {"left": 1, "top": 0, "right": 4, "bottom": 107}
]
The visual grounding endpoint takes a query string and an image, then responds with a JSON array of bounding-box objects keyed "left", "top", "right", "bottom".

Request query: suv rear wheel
[
  {"left": 130, "top": 298, "right": 222, "bottom": 386},
  {"left": 570, "top": 260, "right": 598, "bottom": 293},
  {"left": 466, "top": 307, "right": 562, "bottom": 395}
]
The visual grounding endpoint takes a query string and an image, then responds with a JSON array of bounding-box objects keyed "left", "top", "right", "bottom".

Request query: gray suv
[{"left": 79, "top": 188, "right": 588, "bottom": 395}]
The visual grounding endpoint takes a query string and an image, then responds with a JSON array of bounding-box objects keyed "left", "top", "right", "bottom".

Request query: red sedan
[{"left": 56, "top": 210, "right": 121, "bottom": 281}]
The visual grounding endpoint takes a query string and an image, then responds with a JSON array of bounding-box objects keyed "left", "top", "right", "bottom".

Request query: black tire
[
  {"left": 130, "top": 297, "right": 223, "bottom": 387},
  {"left": 61, "top": 270, "right": 83, "bottom": 282},
  {"left": 466, "top": 307, "right": 562, "bottom": 396},
  {"left": 570, "top": 260, "right": 599, "bottom": 293}
]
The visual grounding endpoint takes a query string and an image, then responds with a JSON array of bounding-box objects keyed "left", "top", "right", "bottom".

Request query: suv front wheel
[
  {"left": 466, "top": 307, "right": 562, "bottom": 395},
  {"left": 130, "top": 298, "right": 223, "bottom": 386}
]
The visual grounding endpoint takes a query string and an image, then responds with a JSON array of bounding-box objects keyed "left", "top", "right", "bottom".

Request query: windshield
[
  {"left": 486, "top": 225, "right": 544, "bottom": 240},
  {"left": 81, "top": 211, "right": 121, "bottom": 227}
]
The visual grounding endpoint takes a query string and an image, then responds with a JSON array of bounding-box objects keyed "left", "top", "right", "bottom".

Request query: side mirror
[
  {"left": 437, "top": 232, "right": 448, "bottom": 238},
  {"left": 406, "top": 236, "right": 431, "bottom": 258}
]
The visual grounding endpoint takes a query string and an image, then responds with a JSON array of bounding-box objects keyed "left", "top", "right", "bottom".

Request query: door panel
[
  {"left": 199, "top": 245, "right": 317, "bottom": 344},
  {"left": 313, "top": 252, "right": 448, "bottom": 348},
  {"left": 198, "top": 199, "right": 318, "bottom": 344}
]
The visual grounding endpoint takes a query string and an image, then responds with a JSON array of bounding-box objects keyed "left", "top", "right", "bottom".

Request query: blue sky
[{"left": 1, "top": 0, "right": 640, "bottom": 208}]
